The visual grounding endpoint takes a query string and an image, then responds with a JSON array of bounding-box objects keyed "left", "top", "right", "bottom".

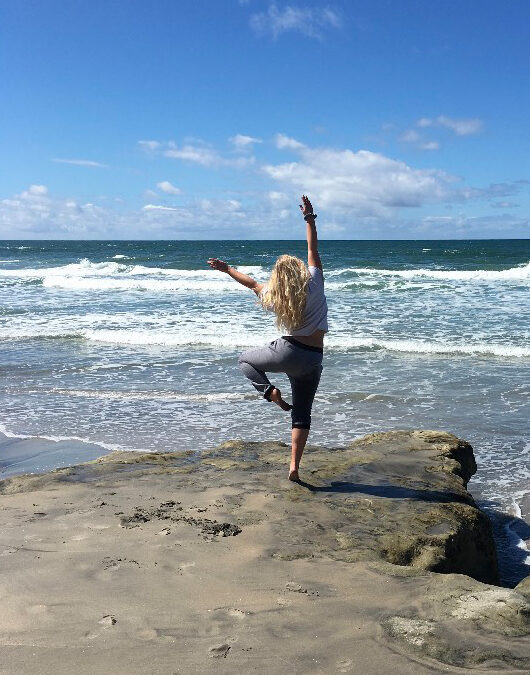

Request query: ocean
[{"left": 1, "top": 239, "right": 529, "bottom": 584}]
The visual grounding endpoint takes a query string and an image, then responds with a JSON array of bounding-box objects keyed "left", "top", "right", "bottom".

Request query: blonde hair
[{"left": 259, "top": 255, "right": 310, "bottom": 332}]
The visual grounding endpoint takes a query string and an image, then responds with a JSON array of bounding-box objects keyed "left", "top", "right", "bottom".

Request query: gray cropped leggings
[{"left": 238, "top": 337, "right": 323, "bottom": 430}]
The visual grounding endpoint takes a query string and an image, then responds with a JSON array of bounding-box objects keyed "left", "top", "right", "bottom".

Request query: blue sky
[{"left": 1, "top": 0, "right": 529, "bottom": 239}]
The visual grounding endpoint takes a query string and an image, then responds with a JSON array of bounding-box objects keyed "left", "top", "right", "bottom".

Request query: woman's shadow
[{"left": 293, "top": 477, "right": 471, "bottom": 504}]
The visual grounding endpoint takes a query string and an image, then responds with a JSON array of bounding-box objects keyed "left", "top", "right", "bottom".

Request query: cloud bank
[{"left": 2, "top": 133, "right": 527, "bottom": 239}]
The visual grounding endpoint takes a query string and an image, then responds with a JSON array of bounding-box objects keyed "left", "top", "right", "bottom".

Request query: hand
[
  {"left": 299, "top": 194, "right": 314, "bottom": 218},
  {"left": 207, "top": 258, "right": 229, "bottom": 273}
]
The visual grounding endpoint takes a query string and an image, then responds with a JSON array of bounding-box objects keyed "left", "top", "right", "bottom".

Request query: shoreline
[{"left": 0, "top": 430, "right": 528, "bottom": 673}]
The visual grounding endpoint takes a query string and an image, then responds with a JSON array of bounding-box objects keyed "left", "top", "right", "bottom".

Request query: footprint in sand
[
  {"left": 336, "top": 658, "right": 353, "bottom": 672},
  {"left": 177, "top": 561, "right": 196, "bottom": 575},
  {"left": 209, "top": 643, "right": 231, "bottom": 658},
  {"left": 84, "top": 614, "right": 117, "bottom": 640},
  {"left": 211, "top": 607, "right": 250, "bottom": 621},
  {"left": 85, "top": 523, "right": 111, "bottom": 530}
]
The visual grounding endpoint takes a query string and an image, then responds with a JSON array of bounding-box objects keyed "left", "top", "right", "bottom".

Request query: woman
[{"left": 207, "top": 195, "right": 328, "bottom": 481}]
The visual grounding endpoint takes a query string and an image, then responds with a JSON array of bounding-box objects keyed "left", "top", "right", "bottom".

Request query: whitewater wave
[
  {"left": 507, "top": 498, "right": 530, "bottom": 566},
  {"left": 0, "top": 258, "right": 265, "bottom": 292},
  {"left": 2, "top": 326, "right": 526, "bottom": 358},
  {"left": 42, "top": 276, "right": 244, "bottom": 292},
  {"left": 325, "top": 336, "right": 530, "bottom": 357},
  {"left": 2, "top": 258, "right": 529, "bottom": 295},
  {"left": 52, "top": 388, "right": 250, "bottom": 402},
  {"left": 326, "top": 261, "right": 530, "bottom": 282},
  {"left": 0, "top": 258, "right": 263, "bottom": 278}
]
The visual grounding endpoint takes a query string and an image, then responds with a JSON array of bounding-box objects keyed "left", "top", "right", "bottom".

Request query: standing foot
[
  {"left": 288, "top": 468, "right": 300, "bottom": 482},
  {"left": 269, "top": 388, "right": 292, "bottom": 412}
]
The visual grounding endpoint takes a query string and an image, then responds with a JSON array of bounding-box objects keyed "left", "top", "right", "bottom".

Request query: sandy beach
[{"left": 1, "top": 430, "right": 528, "bottom": 674}]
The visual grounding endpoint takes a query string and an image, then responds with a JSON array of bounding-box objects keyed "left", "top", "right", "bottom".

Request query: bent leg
[{"left": 238, "top": 355, "right": 274, "bottom": 399}]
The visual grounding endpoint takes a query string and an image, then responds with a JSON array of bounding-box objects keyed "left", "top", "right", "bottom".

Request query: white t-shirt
[{"left": 289, "top": 265, "right": 328, "bottom": 336}]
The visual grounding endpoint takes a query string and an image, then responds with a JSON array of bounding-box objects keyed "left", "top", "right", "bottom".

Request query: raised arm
[
  {"left": 207, "top": 258, "right": 264, "bottom": 295},
  {"left": 299, "top": 195, "right": 322, "bottom": 271}
]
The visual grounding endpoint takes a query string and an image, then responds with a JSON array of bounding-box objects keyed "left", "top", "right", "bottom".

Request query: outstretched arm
[
  {"left": 299, "top": 195, "right": 322, "bottom": 271},
  {"left": 207, "top": 258, "right": 264, "bottom": 295}
]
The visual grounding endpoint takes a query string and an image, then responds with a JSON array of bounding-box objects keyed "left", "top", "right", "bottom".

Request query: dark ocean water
[{"left": 1, "top": 239, "right": 529, "bottom": 583}]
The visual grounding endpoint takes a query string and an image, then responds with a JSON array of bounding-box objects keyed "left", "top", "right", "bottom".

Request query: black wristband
[{"left": 303, "top": 213, "right": 317, "bottom": 221}]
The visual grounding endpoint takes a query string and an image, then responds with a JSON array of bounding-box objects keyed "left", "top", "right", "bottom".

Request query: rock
[
  {"left": 515, "top": 575, "right": 530, "bottom": 600},
  {"left": 1, "top": 430, "right": 500, "bottom": 583},
  {"left": 449, "top": 588, "right": 530, "bottom": 634},
  {"left": 220, "top": 430, "right": 499, "bottom": 584},
  {"left": 382, "top": 573, "right": 530, "bottom": 668}
]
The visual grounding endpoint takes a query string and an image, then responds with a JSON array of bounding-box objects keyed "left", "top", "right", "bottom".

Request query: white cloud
[
  {"left": 437, "top": 116, "right": 483, "bottom": 136},
  {"left": 0, "top": 185, "right": 108, "bottom": 237},
  {"left": 399, "top": 130, "right": 440, "bottom": 151},
  {"left": 263, "top": 137, "right": 458, "bottom": 216},
  {"left": 417, "top": 118, "right": 433, "bottom": 128},
  {"left": 399, "top": 130, "right": 420, "bottom": 143},
  {"left": 268, "top": 190, "right": 289, "bottom": 202},
  {"left": 138, "top": 140, "right": 161, "bottom": 152},
  {"left": 164, "top": 141, "right": 254, "bottom": 168},
  {"left": 138, "top": 137, "right": 256, "bottom": 168},
  {"left": 24, "top": 185, "right": 48, "bottom": 197},
  {"left": 420, "top": 141, "right": 440, "bottom": 151},
  {"left": 491, "top": 201, "right": 518, "bottom": 209},
  {"left": 274, "top": 133, "right": 306, "bottom": 150},
  {"left": 156, "top": 181, "right": 181, "bottom": 195},
  {"left": 229, "top": 134, "right": 262, "bottom": 151},
  {"left": 250, "top": 4, "right": 341, "bottom": 40},
  {"left": 142, "top": 204, "right": 179, "bottom": 212},
  {"left": 416, "top": 116, "right": 483, "bottom": 136},
  {"left": 164, "top": 143, "right": 220, "bottom": 166},
  {"left": 52, "top": 158, "right": 107, "bottom": 167}
]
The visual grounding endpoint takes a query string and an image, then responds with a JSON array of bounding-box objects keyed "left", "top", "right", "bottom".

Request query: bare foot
[
  {"left": 288, "top": 469, "right": 300, "bottom": 482},
  {"left": 269, "top": 388, "right": 292, "bottom": 412}
]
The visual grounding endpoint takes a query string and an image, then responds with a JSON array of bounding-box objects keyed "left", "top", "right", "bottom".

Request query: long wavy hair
[{"left": 259, "top": 255, "right": 310, "bottom": 332}]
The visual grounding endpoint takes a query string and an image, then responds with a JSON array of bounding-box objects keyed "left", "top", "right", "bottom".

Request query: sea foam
[
  {"left": 325, "top": 261, "right": 530, "bottom": 282},
  {"left": 4, "top": 326, "right": 523, "bottom": 358}
]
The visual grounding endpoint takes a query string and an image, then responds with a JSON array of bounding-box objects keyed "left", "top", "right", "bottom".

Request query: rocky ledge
[{"left": 0, "top": 430, "right": 528, "bottom": 673}]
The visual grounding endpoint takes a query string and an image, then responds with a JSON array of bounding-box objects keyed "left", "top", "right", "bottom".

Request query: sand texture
[{"left": 0, "top": 430, "right": 529, "bottom": 674}]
